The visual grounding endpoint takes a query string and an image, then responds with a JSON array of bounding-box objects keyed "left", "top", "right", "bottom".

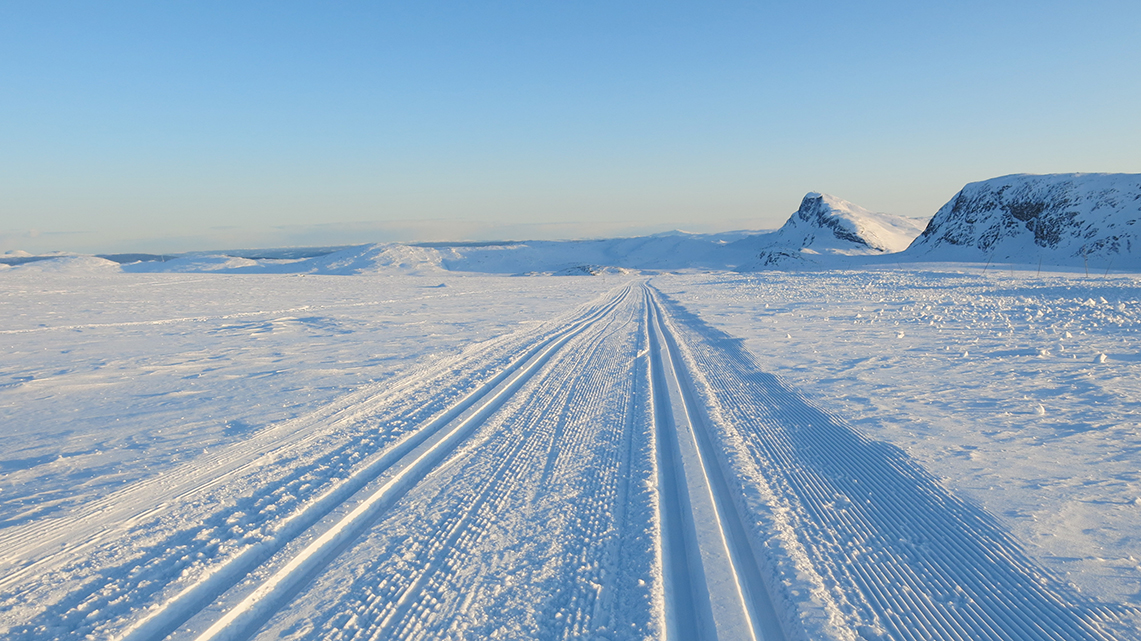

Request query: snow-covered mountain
[
  {"left": 904, "top": 173, "right": 1141, "bottom": 269},
  {"left": 35, "top": 174, "right": 1141, "bottom": 276},
  {"left": 741, "top": 192, "right": 926, "bottom": 267}
]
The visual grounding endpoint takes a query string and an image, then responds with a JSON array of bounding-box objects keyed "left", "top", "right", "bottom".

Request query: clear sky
[{"left": 2, "top": 1, "right": 1139, "bottom": 253}]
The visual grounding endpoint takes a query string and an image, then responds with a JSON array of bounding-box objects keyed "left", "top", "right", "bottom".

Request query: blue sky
[{"left": 2, "top": 1, "right": 1139, "bottom": 253}]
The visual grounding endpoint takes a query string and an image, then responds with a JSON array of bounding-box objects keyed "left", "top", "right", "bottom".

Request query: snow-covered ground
[
  {"left": 658, "top": 265, "right": 1141, "bottom": 617},
  {"left": 0, "top": 266, "right": 608, "bottom": 528},
  {"left": 2, "top": 258, "right": 1138, "bottom": 639}
]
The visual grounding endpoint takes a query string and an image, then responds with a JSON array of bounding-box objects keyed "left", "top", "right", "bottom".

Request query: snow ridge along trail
[{"left": 649, "top": 285, "right": 1126, "bottom": 640}]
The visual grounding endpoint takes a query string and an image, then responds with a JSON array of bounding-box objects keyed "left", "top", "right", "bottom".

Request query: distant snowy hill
[
  {"left": 110, "top": 232, "right": 767, "bottom": 276},
  {"left": 120, "top": 244, "right": 446, "bottom": 276},
  {"left": 739, "top": 192, "right": 926, "bottom": 267},
  {"left": 29, "top": 174, "right": 1141, "bottom": 276},
  {"left": 904, "top": 173, "right": 1141, "bottom": 269},
  {"left": 437, "top": 231, "right": 758, "bottom": 274}
]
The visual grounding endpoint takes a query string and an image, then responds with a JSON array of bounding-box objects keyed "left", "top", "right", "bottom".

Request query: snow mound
[
  {"left": 297, "top": 244, "right": 444, "bottom": 275},
  {"left": 551, "top": 264, "right": 638, "bottom": 276},
  {"left": 8, "top": 255, "right": 121, "bottom": 273},
  {"left": 904, "top": 173, "right": 1141, "bottom": 269},
  {"left": 744, "top": 193, "right": 926, "bottom": 267}
]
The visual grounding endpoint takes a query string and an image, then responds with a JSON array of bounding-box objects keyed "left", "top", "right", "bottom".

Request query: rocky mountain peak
[{"left": 905, "top": 173, "right": 1141, "bottom": 267}]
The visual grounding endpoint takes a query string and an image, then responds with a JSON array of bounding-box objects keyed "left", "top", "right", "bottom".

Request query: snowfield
[{"left": 2, "top": 261, "right": 1140, "bottom": 640}]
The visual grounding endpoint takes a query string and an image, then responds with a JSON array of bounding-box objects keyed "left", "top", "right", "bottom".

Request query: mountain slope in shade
[
  {"left": 905, "top": 173, "right": 1141, "bottom": 269},
  {"left": 742, "top": 192, "right": 927, "bottom": 267}
]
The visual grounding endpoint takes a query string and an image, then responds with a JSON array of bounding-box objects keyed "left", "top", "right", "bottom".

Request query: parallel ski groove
[
  {"left": 645, "top": 291, "right": 708, "bottom": 641},
  {"left": 334, "top": 294, "right": 642, "bottom": 639},
  {"left": 251, "top": 284, "right": 652, "bottom": 640},
  {"left": 644, "top": 285, "right": 785, "bottom": 641},
  {"left": 1, "top": 286, "right": 632, "bottom": 641},
  {"left": 182, "top": 288, "right": 634, "bottom": 641}
]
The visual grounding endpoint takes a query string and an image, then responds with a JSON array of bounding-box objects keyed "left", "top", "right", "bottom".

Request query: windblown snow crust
[
  {"left": 906, "top": 173, "right": 1141, "bottom": 269},
  {"left": 746, "top": 193, "right": 926, "bottom": 267}
]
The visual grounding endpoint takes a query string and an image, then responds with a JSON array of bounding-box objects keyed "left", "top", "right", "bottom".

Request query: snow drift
[{"left": 905, "top": 173, "right": 1141, "bottom": 269}]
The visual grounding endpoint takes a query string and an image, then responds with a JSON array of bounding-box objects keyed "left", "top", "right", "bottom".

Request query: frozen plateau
[{"left": 3, "top": 173, "right": 1141, "bottom": 640}]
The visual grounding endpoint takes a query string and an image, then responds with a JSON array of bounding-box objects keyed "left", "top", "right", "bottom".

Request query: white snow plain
[{"left": 2, "top": 259, "right": 1139, "bottom": 640}]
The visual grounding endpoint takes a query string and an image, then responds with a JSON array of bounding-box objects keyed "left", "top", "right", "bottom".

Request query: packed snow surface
[
  {"left": 906, "top": 173, "right": 1141, "bottom": 269},
  {"left": 2, "top": 260, "right": 1139, "bottom": 640}
]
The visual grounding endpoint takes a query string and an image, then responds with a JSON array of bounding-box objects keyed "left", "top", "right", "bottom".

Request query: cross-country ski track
[{"left": 0, "top": 280, "right": 1130, "bottom": 640}]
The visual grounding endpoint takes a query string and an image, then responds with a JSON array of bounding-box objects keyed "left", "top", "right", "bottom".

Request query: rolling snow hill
[
  {"left": 23, "top": 175, "right": 1141, "bottom": 276},
  {"left": 86, "top": 193, "right": 929, "bottom": 276},
  {"left": 905, "top": 173, "right": 1141, "bottom": 270},
  {"left": 114, "top": 232, "right": 768, "bottom": 276}
]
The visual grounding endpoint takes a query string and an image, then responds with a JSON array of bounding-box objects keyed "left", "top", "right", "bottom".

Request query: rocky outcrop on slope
[
  {"left": 746, "top": 193, "right": 926, "bottom": 266},
  {"left": 905, "top": 173, "right": 1141, "bottom": 268}
]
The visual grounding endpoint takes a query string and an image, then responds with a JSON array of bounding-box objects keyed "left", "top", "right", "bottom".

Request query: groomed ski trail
[
  {"left": 211, "top": 279, "right": 659, "bottom": 640},
  {"left": 3, "top": 278, "right": 1133, "bottom": 641},
  {"left": 129, "top": 288, "right": 634, "bottom": 641},
  {"left": 643, "top": 286, "right": 786, "bottom": 641},
  {"left": 648, "top": 284, "right": 1127, "bottom": 641},
  {"left": 1, "top": 285, "right": 637, "bottom": 641}
]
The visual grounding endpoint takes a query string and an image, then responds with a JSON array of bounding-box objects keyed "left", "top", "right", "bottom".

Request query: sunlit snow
[
  {"left": 3, "top": 176, "right": 1141, "bottom": 639},
  {"left": 2, "top": 255, "right": 1138, "bottom": 640}
]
